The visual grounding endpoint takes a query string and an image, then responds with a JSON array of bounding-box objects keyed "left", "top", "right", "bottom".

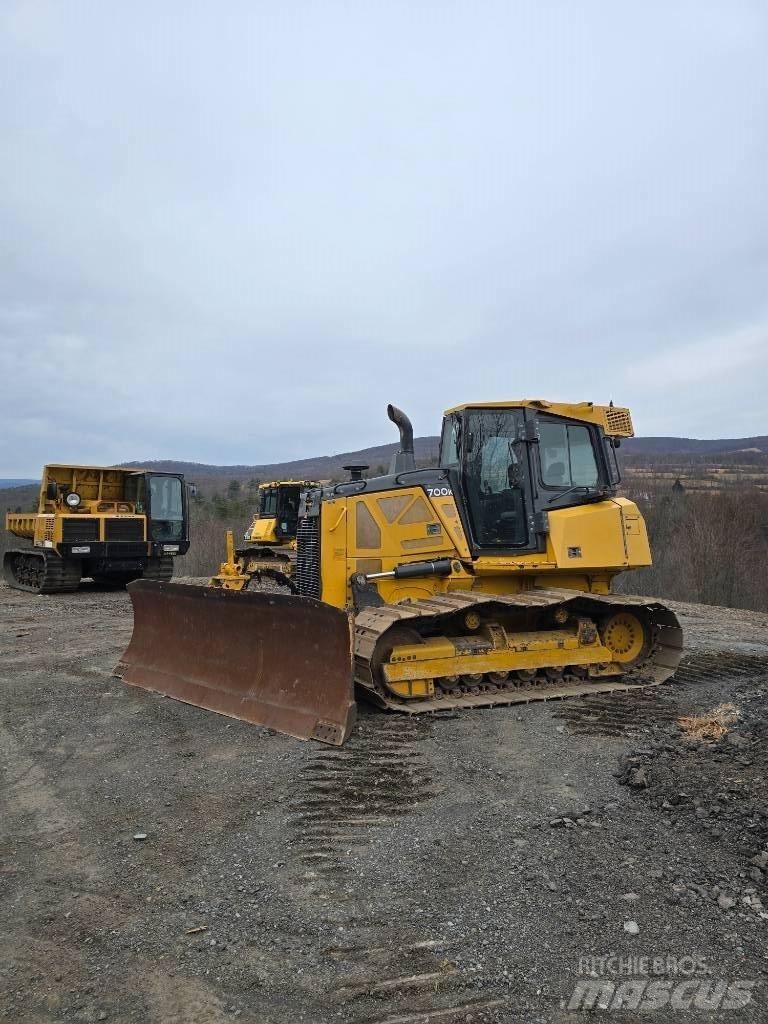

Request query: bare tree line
[
  {"left": 3, "top": 482, "right": 767, "bottom": 612},
  {"left": 618, "top": 484, "right": 768, "bottom": 611},
  {"left": 178, "top": 483, "right": 768, "bottom": 612},
  {"left": 173, "top": 509, "right": 252, "bottom": 579}
]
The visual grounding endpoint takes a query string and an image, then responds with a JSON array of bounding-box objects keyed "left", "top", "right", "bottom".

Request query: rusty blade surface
[{"left": 115, "top": 581, "right": 356, "bottom": 745}]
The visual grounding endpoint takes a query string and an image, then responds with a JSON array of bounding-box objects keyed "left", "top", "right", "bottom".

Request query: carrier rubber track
[
  {"left": 140, "top": 556, "right": 174, "bottom": 582},
  {"left": 354, "top": 588, "right": 683, "bottom": 714},
  {"left": 3, "top": 549, "right": 81, "bottom": 594}
]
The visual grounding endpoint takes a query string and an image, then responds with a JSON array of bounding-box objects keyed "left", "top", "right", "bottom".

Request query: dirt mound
[{"left": 618, "top": 685, "right": 768, "bottom": 909}]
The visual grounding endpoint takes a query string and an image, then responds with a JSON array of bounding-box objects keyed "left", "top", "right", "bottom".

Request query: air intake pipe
[{"left": 387, "top": 404, "right": 416, "bottom": 474}]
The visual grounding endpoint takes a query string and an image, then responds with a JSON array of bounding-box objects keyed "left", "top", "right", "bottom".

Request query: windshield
[
  {"left": 277, "top": 487, "right": 300, "bottom": 535},
  {"left": 462, "top": 409, "right": 528, "bottom": 547},
  {"left": 260, "top": 488, "right": 279, "bottom": 518},
  {"left": 148, "top": 476, "right": 184, "bottom": 541}
]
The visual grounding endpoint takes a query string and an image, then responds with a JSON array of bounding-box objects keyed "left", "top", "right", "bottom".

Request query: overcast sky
[{"left": 1, "top": 1, "right": 766, "bottom": 475}]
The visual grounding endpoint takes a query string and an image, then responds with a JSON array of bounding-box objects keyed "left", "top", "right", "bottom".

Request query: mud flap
[{"left": 115, "top": 581, "right": 356, "bottom": 745}]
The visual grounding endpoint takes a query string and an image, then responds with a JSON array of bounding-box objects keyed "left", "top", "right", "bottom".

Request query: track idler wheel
[
  {"left": 599, "top": 610, "right": 651, "bottom": 666},
  {"left": 372, "top": 626, "right": 435, "bottom": 701}
]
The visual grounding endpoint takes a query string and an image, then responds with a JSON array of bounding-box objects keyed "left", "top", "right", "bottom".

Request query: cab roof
[
  {"left": 442, "top": 400, "right": 634, "bottom": 438},
  {"left": 260, "top": 480, "right": 318, "bottom": 488}
]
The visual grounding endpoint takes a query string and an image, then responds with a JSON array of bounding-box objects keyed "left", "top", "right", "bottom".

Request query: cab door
[{"left": 146, "top": 474, "right": 187, "bottom": 544}]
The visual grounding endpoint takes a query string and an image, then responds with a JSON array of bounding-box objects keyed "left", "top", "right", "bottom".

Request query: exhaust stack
[
  {"left": 343, "top": 463, "right": 369, "bottom": 482},
  {"left": 387, "top": 404, "right": 416, "bottom": 474}
]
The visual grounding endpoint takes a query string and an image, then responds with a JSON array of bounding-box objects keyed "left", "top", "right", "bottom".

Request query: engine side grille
[
  {"left": 105, "top": 518, "right": 145, "bottom": 542},
  {"left": 295, "top": 515, "right": 321, "bottom": 599},
  {"left": 44, "top": 516, "right": 55, "bottom": 542},
  {"left": 62, "top": 518, "right": 99, "bottom": 543}
]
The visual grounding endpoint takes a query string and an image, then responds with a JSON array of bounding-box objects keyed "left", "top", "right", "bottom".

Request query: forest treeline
[
  {"left": 2, "top": 469, "right": 765, "bottom": 611},
  {"left": 618, "top": 484, "right": 768, "bottom": 611}
]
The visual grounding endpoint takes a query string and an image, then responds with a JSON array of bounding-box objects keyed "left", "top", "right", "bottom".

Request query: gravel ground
[{"left": 1, "top": 579, "right": 767, "bottom": 1023}]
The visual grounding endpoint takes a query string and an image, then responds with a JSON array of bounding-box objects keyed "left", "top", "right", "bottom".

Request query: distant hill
[
  {"left": 120, "top": 433, "right": 768, "bottom": 483},
  {"left": 623, "top": 436, "right": 768, "bottom": 455},
  {"left": 3, "top": 433, "right": 766, "bottom": 512},
  {"left": 120, "top": 436, "right": 442, "bottom": 484},
  {"left": 0, "top": 478, "right": 37, "bottom": 489},
  {"left": 0, "top": 482, "right": 39, "bottom": 514}
]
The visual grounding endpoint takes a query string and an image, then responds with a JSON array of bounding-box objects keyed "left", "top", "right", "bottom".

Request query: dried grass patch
[{"left": 678, "top": 703, "right": 740, "bottom": 742}]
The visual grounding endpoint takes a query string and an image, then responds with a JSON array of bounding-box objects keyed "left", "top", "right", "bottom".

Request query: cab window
[
  {"left": 260, "top": 488, "right": 279, "bottom": 517},
  {"left": 539, "top": 420, "right": 598, "bottom": 488},
  {"left": 604, "top": 438, "right": 622, "bottom": 485},
  {"left": 439, "top": 417, "right": 460, "bottom": 468},
  {"left": 124, "top": 474, "right": 146, "bottom": 509}
]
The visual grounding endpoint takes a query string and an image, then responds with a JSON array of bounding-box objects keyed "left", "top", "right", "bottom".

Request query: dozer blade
[{"left": 115, "top": 581, "right": 356, "bottom": 746}]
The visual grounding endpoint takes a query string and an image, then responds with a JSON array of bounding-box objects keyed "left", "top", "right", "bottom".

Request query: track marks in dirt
[
  {"left": 672, "top": 649, "right": 768, "bottom": 686},
  {"left": 552, "top": 688, "right": 680, "bottom": 736},
  {"left": 289, "top": 716, "right": 434, "bottom": 890},
  {"left": 553, "top": 649, "right": 768, "bottom": 736},
  {"left": 323, "top": 927, "right": 506, "bottom": 1023},
  {"left": 287, "top": 720, "right": 507, "bottom": 1022}
]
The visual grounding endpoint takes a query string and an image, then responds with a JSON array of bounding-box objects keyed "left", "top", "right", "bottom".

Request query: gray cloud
[{"left": 1, "top": 0, "right": 767, "bottom": 475}]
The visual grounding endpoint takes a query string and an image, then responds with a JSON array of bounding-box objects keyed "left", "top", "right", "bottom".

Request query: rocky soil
[
  {"left": 1, "top": 581, "right": 767, "bottom": 1023},
  {"left": 617, "top": 687, "right": 768, "bottom": 919}
]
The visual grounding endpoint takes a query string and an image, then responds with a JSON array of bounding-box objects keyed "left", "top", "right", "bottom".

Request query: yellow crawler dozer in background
[
  {"left": 117, "top": 400, "right": 682, "bottom": 745},
  {"left": 209, "top": 480, "right": 318, "bottom": 591}
]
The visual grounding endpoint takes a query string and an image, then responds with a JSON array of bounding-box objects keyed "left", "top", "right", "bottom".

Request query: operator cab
[
  {"left": 258, "top": 484, "right": 302, "bottom": 540},
  {"left": 124, "top": 472, "right": 188, "bottom": 544},
  {"left": 439, "top": 406, "right": 621, "bottom": 555}
]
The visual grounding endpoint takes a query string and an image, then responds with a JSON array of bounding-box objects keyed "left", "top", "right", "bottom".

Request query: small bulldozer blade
[{"left": 115, "top": 581, "right": 356, "bottom": 745}]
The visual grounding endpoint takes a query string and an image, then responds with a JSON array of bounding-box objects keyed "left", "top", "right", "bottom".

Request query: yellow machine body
[
  {"left": 5, "top": 464, "right": 189, "bottom": 593},
  {"left": 117, "top": 400, "right": 682, "bottom": 745},
  {"left": 443, "top": 398, "right": 635, "bottom": 435},
  {"left": 7, "top": 466, "right": 147, "bottom": 545},
  {"left": 290, "top": 399, "right": 680, "bottom": 711},
  {"left": 310, "top": 400, "right": 641, "bottom": 609},
  {"left": 313, "top": 491, "right": 650, "bottom": 611},
  {"left": 243, "top": 480, "right": 318, "bottom": 547},
  {"left": 209, "top": 480, "right": 317, "bottom": 591}
]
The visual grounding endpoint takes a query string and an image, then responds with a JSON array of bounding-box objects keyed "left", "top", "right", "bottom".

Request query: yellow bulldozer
[
  {"left": 209, "top": 480, "right": 318, "bottom": 591},
  {"left": 116, "top": 400, "right": 682, "bottom": 745},
  {"left": 4, "top": 465, "right": 189, "bottom": 593}
]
